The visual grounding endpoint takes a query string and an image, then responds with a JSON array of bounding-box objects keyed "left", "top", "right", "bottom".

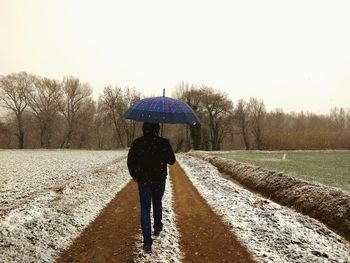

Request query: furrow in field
[{"left": 177, "top": 154, "right": 350, "bottom": 263}]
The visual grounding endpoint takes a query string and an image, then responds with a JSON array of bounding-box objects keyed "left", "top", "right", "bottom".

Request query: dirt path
[
  {"left": 56, "top": 181, "right": 140, "bottom": 263},
  {"left": 170, "top": 163, "right": 256, "bottom": 263},
  {"left": 56, "top": 163, "right": 257, "bottom": 262}
]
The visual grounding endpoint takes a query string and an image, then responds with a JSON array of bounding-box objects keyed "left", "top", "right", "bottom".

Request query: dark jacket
[{"left": 127, "top": 134, "right": 176, "bottom": 181}]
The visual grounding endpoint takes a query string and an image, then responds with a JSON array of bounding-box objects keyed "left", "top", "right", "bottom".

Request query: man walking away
[{"left": 127, "top": 122, "right": 176, "bottom": 253}]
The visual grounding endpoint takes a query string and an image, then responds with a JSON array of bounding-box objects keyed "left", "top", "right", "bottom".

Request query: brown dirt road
[
  {"left": 56, "top": 163, "right": 255, "bottom": 262},
  {"left": 170, "top": 163, "right": 255, "bottom": 263},
  {"left": 56, "top": 181, "right": 140, "bottom": 263}
]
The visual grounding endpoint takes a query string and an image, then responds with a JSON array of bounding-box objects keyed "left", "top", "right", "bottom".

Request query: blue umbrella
[{"left": 123, "top": 96, "right": 200, "bottom": 125}]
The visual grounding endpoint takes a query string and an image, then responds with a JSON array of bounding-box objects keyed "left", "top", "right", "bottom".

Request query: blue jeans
[{"left": 137, "top": 180, "right": 166, "bottom": 246}]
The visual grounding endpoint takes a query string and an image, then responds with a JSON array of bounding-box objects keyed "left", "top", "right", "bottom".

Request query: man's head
[{"left": 143, "top": 122, "right": 160, "bottom": 136}]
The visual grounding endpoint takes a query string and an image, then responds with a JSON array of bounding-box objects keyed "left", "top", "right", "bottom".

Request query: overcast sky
[{"left": 0, "top": 0, "right": 349, "bottom": 114}]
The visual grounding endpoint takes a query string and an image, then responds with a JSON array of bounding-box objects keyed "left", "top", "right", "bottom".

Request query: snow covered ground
[
  {"left": 178, "top": 154, "right": 350, "bottom": 263},
  {"left": 0, "top": 150, "right": 129, "bottom": 262},
  {"left": 133, "top": 175, "right": 183, "bottom": 263},
  {"left": 3, "top": 150, "right": 349, "bottom": 262},
  {"left": 0, "top": 150, "right": 125, "bottom": 215}
]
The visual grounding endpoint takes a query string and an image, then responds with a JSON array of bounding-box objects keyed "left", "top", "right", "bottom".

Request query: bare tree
[
  {"left": 26, "top": 76, "right": 61, "bottom": 148},
  {"left": 200, "top": 86, "right": 233, "bottom": 150},
  {"left": 249, "top": 97, "right": 266, "bottom": 150},
  {"left": 57, "top": 77, "right": 92, "bottom": 148},
  {"left": 172, "top": 81, "right": 191, "bottom": 101},
  {"left": 0, "top": 72, "right": 33, "bottom": 148},
  {"left": 330, "top": 107, "right": 346, "bottom": 130},
  {"left": 74, "top": 98, "right": 96, "bottom": 148},
  {"left": 98, "top": 86, "right": 126, "bottom": 148},
  {"left": 234, "top": 99, "right": 251, "bottom": 150},
  {"left": 98, "top": 86, "right": 142, "bottom": 148},
  {"left": 174, "top": 82, "right": 203, "bottom": 150},
  {"left": 120, "top": 87, "right": 141, "bottom": 147},
  {"left": 94, "top": 108, "right": 113, "bottom": 149}
]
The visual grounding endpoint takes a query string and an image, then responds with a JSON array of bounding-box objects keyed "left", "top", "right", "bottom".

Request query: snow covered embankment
[
  {"left": 133, "top": 175, "right": 183, "bottom": 263},
  {"left": 178, "top": 155, "right": 350, "bottom": 263},
  {"left": 189, "top": 151, "right": 350, "bottom": 241},
  {"left": 0, "top": 150, "right": 130, "bottom": 263}
]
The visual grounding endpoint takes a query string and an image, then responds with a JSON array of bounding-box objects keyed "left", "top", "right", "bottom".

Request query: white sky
[{"left": 0, "top": 0, "right": 349, "bottom": 114}]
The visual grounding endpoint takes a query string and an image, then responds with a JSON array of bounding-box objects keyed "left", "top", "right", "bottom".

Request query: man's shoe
[
  {"left": 153, "top": 229, "right": 162, "bottom": 236},
  {"left": 142, "top": 244, "right": 152, "bottom": 253}
]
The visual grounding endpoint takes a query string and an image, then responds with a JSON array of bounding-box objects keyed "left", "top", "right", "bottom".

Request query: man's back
[{"left": 127, "top": 134, "right": 176, "bottom": 182}]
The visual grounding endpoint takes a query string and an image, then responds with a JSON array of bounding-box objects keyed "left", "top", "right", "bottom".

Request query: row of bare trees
[
  {"left": 0, "top": 72, "right": 140, "bottom": 149},
  {"left": 0, "top": 73, "right": 95, "bottom": 148},
  {"left": 173, "top": 83, "right": 275, "bottom": 151},
  {"left": 172, "top": 82, "right": 350, "bottom": 151},
  {"left": 1, "top": 73, "right": 350, "bottom": 150},
  {"left": 262, "top": 108, "right": 350, "bottom": 149}
]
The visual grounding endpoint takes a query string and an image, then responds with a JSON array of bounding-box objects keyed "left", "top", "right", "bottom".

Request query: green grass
[{"left": 210, "top": 151, "right": 350, "bottom": 192}]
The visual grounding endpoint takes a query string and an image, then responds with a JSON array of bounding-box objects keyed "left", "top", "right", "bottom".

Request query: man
[{"left": 127, "top": 122, "right": 176, "bottom": 253}]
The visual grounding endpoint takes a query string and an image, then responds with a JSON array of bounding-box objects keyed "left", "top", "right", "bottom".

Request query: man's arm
[
  {"left": 164, "top": 139, "right": 176, "bottom": 165},
  {"left": 127, "top": 141, "right": 139, "bottom": 181}
]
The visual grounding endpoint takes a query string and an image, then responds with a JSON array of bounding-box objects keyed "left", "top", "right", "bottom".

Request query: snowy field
[
  {"left": 3, "top": 150, "right": 350, "bottom": 263},
  {"left": 0, "top": 150, "right": 129, "bottom": 262},
  {"left": 178, "top": 154, "right": 350, "bottom": 263}
]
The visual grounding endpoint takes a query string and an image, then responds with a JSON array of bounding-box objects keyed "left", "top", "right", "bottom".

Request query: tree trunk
[
  {"left": 241, "top": 126, "right": 250, "bottom": 150},
  {"left": 184, "top": 126, "right": 191, "bottom": 151},
  {"left": 66, "top": 129, "right": 73, "bottom": 148},
  {"left": 39, "top": 121, "right": 49, "bottom": 148},
  {"left": 202, "top": 130, "right": 210, "bottom": 151},
  {"left": 124, "top": 120, "right": 136, "bottom": 147},
  {"left": 113, "top": 120, "right": 125, "bottom": 148},
  {"left": 175, "top": 137, "right": 184, "bottom": 153},
  {"left": 46, "top": 125, "right": 53, "bottom": 149},
  {"left": 18, "top": 130, "right": 24, "bottom": 149},
  {"left": 256, "top": 134, "right": 262, "bottom": 150},
  {"left": 212, "top": 139, "right": 220, "bottom": 151},
  {"left": 190, "top": 124, "right": 202, "bottom": 150},
  {"left": 60, "top": 129, "right": 73, "bottom": 148},
  {"left": 211, "top": 133, "right": 219, "bottom": 151},
  {"left": 211, "top": 123, "right": 221, "bottom": 151},
  {"left": 16, "top": 114, "right": 25, "bottom": 149},
  {"left": 40, "top": 127, "right": 45, "bottom": 148},
  {"left": 60, "top": 135, "right": 67, "bottom": 148}
]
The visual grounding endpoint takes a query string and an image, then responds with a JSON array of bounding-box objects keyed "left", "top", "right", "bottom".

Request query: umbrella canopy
[{"left": 123, "top": 96, "right": 200, "bottom": 125}]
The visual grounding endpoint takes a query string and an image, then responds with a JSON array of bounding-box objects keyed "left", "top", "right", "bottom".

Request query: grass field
[{"left": 210, "top": 151, "right": 350, "bottom": 192}]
